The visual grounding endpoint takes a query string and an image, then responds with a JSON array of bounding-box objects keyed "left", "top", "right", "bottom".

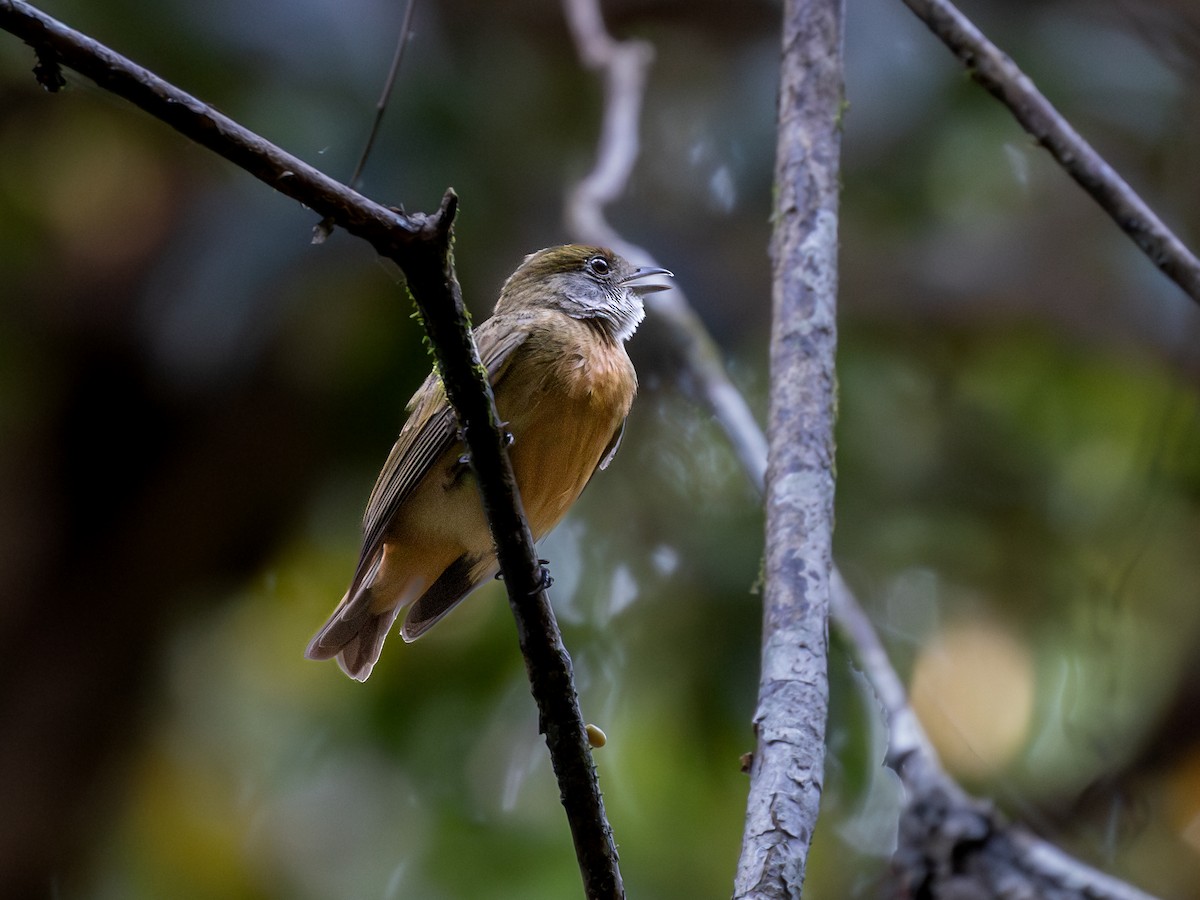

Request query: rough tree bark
[{"left": 733, "top": 0, "right": 844, "bottom": 896}]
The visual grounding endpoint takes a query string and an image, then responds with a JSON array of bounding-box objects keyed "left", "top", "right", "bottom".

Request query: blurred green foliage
[{"left": 4, "top": 0, "right": 1200, "bottom": 897}]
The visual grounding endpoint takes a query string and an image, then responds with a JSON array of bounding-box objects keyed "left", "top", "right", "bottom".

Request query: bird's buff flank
[{"left": 306, "top": 245, "right": 672, "bottom": 680}]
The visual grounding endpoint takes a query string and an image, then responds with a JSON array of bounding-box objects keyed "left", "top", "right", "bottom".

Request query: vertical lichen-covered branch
[{"left": 733, "top": 0, "right": 844, "bottom": 896}]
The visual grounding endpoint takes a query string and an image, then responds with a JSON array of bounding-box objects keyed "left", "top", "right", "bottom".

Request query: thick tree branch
[
  {"left": 0, "top": 3, "right": 621, "bottom": 896},
  {"left": 900, "top": 0, "right": 1200, "bottom": 306},
  {"left": 731, "top": 0, "right": 844, "bottom": 896},
  {"left": 636, "top": 234, "right": 1158, "bottom": 899}
]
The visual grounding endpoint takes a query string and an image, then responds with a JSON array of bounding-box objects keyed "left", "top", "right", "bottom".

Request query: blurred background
[{"left": 3, "top": 0, "right": 1200, "bottom": 896}]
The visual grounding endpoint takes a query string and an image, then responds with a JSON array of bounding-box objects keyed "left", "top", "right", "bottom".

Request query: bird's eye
[{"left": 587, "top": 255, "right": 611, "bottom": 278}]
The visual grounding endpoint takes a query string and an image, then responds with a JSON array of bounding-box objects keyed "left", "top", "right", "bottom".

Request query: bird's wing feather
[
  {"left": 598, "top": 419, "right": 625, "bottom": 471},
  {"left": 400, "top": 553, "right": 488, "bottom": 641},
  {"left": 576, "top": 420, "right": 627, "bottom": 499},
  {"left": 346, "top": 317, "right": 531, "bottom": 595}
]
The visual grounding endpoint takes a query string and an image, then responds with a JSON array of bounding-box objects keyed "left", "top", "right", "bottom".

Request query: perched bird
[{"left": 306, "top": 245, "right": 672, "bottom": 680}]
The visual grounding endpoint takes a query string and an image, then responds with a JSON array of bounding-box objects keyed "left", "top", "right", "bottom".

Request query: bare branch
[
  {"left": 563, "top": 0, "right": 652, "bottom": 249},
  {"left": 562, "top": 0, "right": 768, "bottom": 492},
  {"left": 314, "top": 0, "right": 418, "bottom": 243},
  {"left": 400, "top": 202, "right": 624, "bottom": 900},
  {"left": 346, "top": 0, "right": 417, "bottom": 194},
  {"left": 731, "top": 0, "right": 844, "bottom": 895},
  {"left": 831, "top": 574, "right": 1158, "bottom": 900},
  {"left": 0, "top": 3, "right": 621, "bottom": 896},
  {"left": 900, "top": 0, "right": 1200, "bottom": 306}
]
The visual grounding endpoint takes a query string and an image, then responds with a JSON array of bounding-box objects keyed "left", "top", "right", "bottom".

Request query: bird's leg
[
  {"left": 534, "top": 559, "right": 554, "bottom": 592},
  {"left": 501, "top": 425, "right": 515, "bottom": 447},
  {"left": 493, "top": 560, "right": 553, "bottom": 592},
  {"left": 455, "top": 425, "right": 471, "bottom": 466},
  {"left": 457, "top": 422, "right": 513, "bottom": 465}
]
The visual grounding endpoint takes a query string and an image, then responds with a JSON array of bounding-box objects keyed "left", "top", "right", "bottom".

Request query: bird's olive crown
[
  {"left": 496, "top": 244, "right": 658, "bottom": 342},
  {"left": 509, "top": 244, "right": 633, "bottom": 283}
]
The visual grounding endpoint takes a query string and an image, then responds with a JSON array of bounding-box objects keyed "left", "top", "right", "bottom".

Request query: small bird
[{"left": 307, "top": 245, "right": 672, "bottom": 680}]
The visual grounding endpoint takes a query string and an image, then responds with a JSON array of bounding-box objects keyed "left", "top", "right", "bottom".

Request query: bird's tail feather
[{"left": 305, "top": 583, "right": 402, "bottom": 682}]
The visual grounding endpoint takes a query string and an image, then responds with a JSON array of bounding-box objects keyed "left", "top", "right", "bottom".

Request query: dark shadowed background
[{"left": 3, "top": 0, "right": 1200, "bottom": 896}]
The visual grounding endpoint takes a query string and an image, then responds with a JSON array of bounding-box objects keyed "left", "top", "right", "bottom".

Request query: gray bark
[{"left": 733, "top": 0, "right": 844, "bottom": 896}]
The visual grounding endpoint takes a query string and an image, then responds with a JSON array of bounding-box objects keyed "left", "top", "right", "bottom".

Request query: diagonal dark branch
[
  {"left": 400, "top": 198, "right": 623, "bottom": 900},
  {"left": 0, "top": 0, "right": 422, "bottom": 257},
  {"left": 900, "top": 0, "right": 1200, "bottom": 305},
  {"left": 0, "top": 2, "right": 621, "bottom": 896}
]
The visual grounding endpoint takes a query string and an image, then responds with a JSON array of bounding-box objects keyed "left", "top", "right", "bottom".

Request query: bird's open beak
[{"left": 622, "top": 265, "right": 674, "bottom": 294}]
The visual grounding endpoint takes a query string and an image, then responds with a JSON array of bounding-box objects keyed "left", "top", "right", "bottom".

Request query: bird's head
[{"left": 496, "top": 244, "right": 672, "bottom": 342}]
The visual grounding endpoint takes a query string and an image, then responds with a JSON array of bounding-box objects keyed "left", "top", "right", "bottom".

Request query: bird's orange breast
[
  {"left": 497, "top": 322, "right": 637, "bottom": 538},
  {"left": 367, "top": 316, "right": 637, "bottom": 617}
]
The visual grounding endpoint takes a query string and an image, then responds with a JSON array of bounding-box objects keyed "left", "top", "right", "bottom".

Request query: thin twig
[
  {"left": 0, "top": 3, "right": 620, "bottom": 896},
  {"left": 900, "top": 0, "right": 1200, "bottom": 305},
  {"left": 346, "top": 0, "right": 416, "bottom": 193},
  {"left": 314, "top": 0, "right": 417, "bottom": 243}
]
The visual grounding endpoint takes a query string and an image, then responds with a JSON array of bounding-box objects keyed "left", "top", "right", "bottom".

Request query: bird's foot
[
  {"left": 493, "top": 561, "right": 554, "bottom": 592},
  {"left": 534, "top": 560, "right": 554, "bottom": 593}
]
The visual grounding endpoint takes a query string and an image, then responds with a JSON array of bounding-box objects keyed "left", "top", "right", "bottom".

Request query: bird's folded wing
[{"left": 346, "top": 316, "right": 532, "bottom": 596}]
